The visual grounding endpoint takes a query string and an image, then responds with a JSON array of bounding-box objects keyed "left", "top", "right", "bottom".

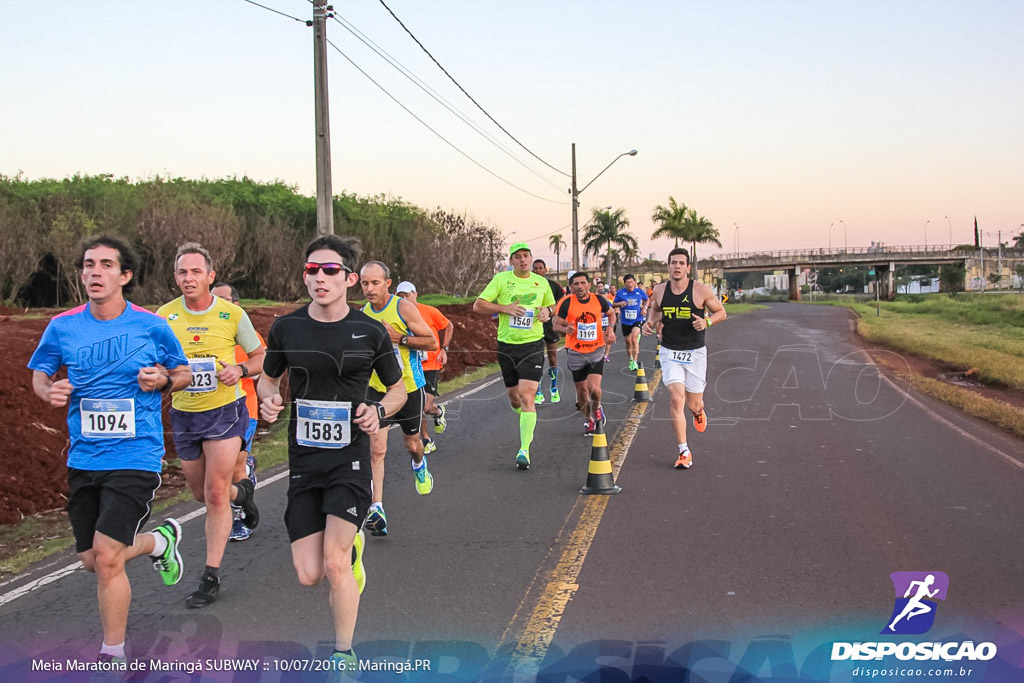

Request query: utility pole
[
  {"left": 313, "top": 0, "right": 334, "bottom": 236},
  {"left": 570, "top": 143, "right": 580, "bottom": 271}
]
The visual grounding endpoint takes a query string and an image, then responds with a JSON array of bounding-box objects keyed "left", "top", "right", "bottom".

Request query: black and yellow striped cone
[
  {"left": 631, "top": 362, "right": 653, "bottom": 403},
  {"left": 654, "top": 344, "right": 661, "bottom": 368},
  {"left": 580, "top": 419, "right": 621, "bottom": 495}
]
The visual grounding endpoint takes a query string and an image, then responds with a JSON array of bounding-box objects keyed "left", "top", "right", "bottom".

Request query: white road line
[
  {"left": 0, "top": 470, "right": 291, "bottom": 608},
  {"left": 881, "top": 374, "right": 1024, "bottom": 472}
]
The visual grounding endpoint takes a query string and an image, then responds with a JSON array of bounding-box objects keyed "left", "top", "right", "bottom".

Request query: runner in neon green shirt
[{"left": 474, "top": 243, "right": 556, "bottom": 470}]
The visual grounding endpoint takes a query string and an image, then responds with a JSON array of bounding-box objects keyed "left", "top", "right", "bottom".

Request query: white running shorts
[{"left": 659, "top": 345, "right": 707, "bottom": 393}]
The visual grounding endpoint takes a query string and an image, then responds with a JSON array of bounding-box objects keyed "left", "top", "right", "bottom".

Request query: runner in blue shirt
[
  {"left": 612, "top": 274, "right": 650, "bottom": 371},
  {"left": 27, "top": 235, "right": 192, "bottom": 669}
]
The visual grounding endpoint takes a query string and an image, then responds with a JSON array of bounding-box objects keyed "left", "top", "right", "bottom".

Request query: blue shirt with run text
[
  {"left": 613, "top": 287, "right": 649, "bottom": 324},
  {"left": 27, "top": 302, "right": 187, "bottom": 472}
]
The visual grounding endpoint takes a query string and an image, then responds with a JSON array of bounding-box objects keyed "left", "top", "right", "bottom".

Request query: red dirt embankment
[{"left": 0, "top": 303, "right": 496, "bottom": 525}]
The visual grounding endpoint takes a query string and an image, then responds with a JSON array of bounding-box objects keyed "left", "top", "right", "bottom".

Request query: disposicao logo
[
  {"left": 883, "top": 571, "right": 948, "bottom": 635},
  {"left": 830, "top": 571, "right": 998, "bottom": 663}
]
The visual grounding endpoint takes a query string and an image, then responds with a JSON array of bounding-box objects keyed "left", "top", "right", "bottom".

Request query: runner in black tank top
[
  {"left": 660, "top": 279, "right": 706, "bottom": 352},
  {"left": 642, "top": 247, "right": 727, "bottom": 469}
]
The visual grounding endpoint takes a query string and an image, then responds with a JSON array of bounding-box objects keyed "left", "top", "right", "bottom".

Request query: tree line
[{"left": 0, "top": 174, "right": 504, "bottom": 305}]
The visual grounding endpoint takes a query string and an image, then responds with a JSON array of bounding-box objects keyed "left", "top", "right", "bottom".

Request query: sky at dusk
[{"left": 2, "top": 0, "right": 1022, "bottom": 268}]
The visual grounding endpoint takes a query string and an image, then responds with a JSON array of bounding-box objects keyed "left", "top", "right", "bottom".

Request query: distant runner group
[{"left": 28, "top": 234, "right": 724, "bottom": 673}]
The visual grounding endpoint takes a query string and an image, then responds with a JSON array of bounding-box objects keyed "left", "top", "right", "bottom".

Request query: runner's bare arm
[
  {"left": 32, "top": 371, "right": 72, "bottom": 408},
  {"left": 438, "top": 321, "right": 454, "bottom": 366},
  {"left": 642, "top": 284, "right": 665, "bottom": 335},
  {"left": 256, "top": 372, "right": 285, "bottom": 423},
  {"left": 552, "top": 315, "right": 575, "bottom": 336},
  {"left": 396, "top": 299, "right": 439, "bottom": 351},
  {"left": 354, "top": 379, "right": 407, "bottom": 434},
  {"left": 138, "top": 364, "right": 191, "bottom": 393},
  {"left": 473, "top": 298, "right": 525, "bottom": 317},
  {"left": 692, "top": 283, "right": 727, "bottom": 331}
]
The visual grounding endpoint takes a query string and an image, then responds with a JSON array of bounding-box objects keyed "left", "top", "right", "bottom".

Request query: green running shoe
[
  {"left": 515, "top": 449, "right": 531, "bottom": 470},
  {"left": 152, "top": 518, "right": 183, "bottom": 586},
  {"left": 535, "top": 391, "right": 545, "bottom": 405},
  {"left": 423, "top": 438, "right": 437, "bottom": 454},
  {"left": 433, "top": 404, "right": 447, "bottom": 434},
  {"left": 365, "top": 505, "right": 388, "bottom": 536},
  {"left": 328, "top": 649, "right": 359, "bottom": 680},
  {"left": 628, "top": 359, "right": 638, "bottom": 372},
  {"left": 550, "top": 388, "right": 561, "bottom": 403},
  {"left": 351, "top": 529, "right": 366, "bottom": 594},
  {"left": 413, "top": 457, "right": 433, "bottom": 495}
]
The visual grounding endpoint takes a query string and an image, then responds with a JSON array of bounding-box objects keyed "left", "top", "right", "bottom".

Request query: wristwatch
[
  {"left": 399, "top": 334, "right": 409, "bottom": 346},
  {"left": 160, "top": 375, "right": 174, "bottom": 392},
  {"left": 371, "top": 402, "right": 387, "bottom": 421},
  {"left": 239, "top": 364, "right": 250, "bottom": 377},
  {"left": 442, "top": 346, "right": 449, "bottom": 351}
]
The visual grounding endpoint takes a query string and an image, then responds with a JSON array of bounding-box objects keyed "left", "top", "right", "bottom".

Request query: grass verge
[
  {"left": 809, "top": 294, "right": 1024, "bottom": 391},
  {"left": 899, "top": 374, "right": 1024, "bottom": 440}
]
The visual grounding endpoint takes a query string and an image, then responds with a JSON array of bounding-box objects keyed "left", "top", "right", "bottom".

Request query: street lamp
[
  {"left": 839, "top": 219, "right": 847, "bottom": 250},
  {"left": 828, "top": 222, "right": 834, "bottom": 250},
  {"left": 924, "top": 219, "right": 930, "bottom": 247},
  {"left": 945, "top": 216, "right": 952, "bottom": 245},
  {"left": 570, "top": 145, "right": 638, "bottom": 270},
  {"left": 734, "top": 223, "right": 739, "bottom": 254}
]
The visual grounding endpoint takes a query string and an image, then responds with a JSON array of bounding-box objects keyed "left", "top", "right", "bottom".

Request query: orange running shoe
[
  {"left": 693, "top": 408, "right": 707, "bottom": 433},
  {"left": 674, "top": 450, "right": 693, "bottom": 469}
]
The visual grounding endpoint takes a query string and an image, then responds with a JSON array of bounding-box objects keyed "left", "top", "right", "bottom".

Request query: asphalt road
[{"left": 1, "top": 303, "right": 1021, "bottom": 682}]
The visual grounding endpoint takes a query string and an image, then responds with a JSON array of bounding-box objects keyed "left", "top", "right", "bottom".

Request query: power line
[
  {"left": 240, "top": 0, "right": 307, "bottom": 24},
  {"left": 375, "top": 0, "right": 569, "bottom": 178},
  {"left": 325, "top": 39, "right": 567, "bottom": 205},
  {"left": 525, "top": 224, "right": 572, "bottom": 243},
  {"left": 330, "top": 14, "right": 565, "bottom": 194}
]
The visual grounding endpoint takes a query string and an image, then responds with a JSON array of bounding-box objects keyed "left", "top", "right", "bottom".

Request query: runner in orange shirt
[
  {"left": 212, "top": 284, "right": 265, "bottom": 542},
  {"left": 395, "top": 281, "right": 454, "bottom": 454},
  {"left": 552, "top": 271, "right": 617, "bottom": 436}
]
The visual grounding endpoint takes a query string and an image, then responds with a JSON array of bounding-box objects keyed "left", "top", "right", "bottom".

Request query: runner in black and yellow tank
[
  {"left": 474, "top": 243, "right": 556, "bottom": 470},
  {"left": 157, "top": 242, "right": 265, "bottom": 608},
  {"left": 359, "top": 261, "right": 438, "bottom": 537},
  {"left": 643, "top": 247, "right": 726, "bottom": 470}
]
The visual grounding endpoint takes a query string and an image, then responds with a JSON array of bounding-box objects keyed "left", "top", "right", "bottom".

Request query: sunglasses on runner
[{"left": 303, "top": 262, "right": 351, "bottom": 276}]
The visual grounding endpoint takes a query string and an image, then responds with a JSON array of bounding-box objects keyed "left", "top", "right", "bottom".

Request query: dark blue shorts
[
  {"left": 242, "top": 417, "right": 258, "bottom": 452},
  {"left": 170, "top": 397, "right": 249, "bottom": 461}
]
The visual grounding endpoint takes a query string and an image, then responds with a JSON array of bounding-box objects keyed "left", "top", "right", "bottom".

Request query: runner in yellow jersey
[
  {"left": 157, "top": 243, "right": 265, "bottom": 608},
  {"left": 474, "top": 243, "right": 556, "bottom": 470},
  {"left": 359, "top": 261, "right": 438, "bottom": 537}
]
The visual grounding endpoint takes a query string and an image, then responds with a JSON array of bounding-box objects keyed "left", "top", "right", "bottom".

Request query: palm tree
[
  {"left": 548, "top": 233, "right": 565, "bottom": 279},
  {"left": 583, "top": 207, "right": 638, "bottom": 286},
  {"left": 683, "top": 210, "right": 721, "bottom": 277},
  {"left": 650, "top": 196, "right": 690, "bottom": 247}
]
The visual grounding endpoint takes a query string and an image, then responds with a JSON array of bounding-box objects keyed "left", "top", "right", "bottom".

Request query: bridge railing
[{"left": 704, "top": 245, "right": 978, "bottom": 263}]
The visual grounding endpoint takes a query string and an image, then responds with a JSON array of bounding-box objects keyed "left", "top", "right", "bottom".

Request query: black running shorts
[
  {"left": 285, "top": 462, "right": 372, "bottom": 542},
  {"left": 67, "top": 469, "right": 162, "bottom": 552},
  {"left": 542, "top": 320, "right": 560, "bottom": 345},
  {"left": 366, "top": 387, "right": 424, "bottom": 435},
  {"left": 497, "top": 339, "right": 545, "bottom": 388},
  {"left": 422, "top": 370, "right": 440, "bottom": 397}
]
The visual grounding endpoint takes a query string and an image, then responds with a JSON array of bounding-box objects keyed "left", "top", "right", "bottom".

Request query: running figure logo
[{"left": 882, "top": 571, "right": 949, "bottom": 635}]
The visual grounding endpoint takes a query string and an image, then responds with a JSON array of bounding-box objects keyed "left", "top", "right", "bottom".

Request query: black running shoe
[
  {"left": 186, "top": 572, "right": 220, "bottom": 608},
  {"left": 235, "top": 478, "right": 259, "bottom": 529}
]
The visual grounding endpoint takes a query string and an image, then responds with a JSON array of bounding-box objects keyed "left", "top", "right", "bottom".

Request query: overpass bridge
[{"left": 700, "top": 244, "right": 1019, "bottom": 300}]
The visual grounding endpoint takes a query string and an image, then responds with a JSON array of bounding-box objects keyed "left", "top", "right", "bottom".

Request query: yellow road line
[{"left": 498, "top": 368, "right": 661, "bottom": 679}]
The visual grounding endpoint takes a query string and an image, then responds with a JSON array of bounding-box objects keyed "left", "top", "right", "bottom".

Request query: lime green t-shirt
[{"left": 477, "top": 270, "right": 556, "bottom": 344}]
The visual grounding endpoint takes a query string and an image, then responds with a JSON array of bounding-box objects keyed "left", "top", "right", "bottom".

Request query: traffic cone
[
  {"left": 580, "top": 419, "right": 621, "bottom": 495},
  {"left": 632, "top": 362, "right": 653, "bottom": 403},
  {"left": 654, "top": 344, "right": 661, "bottom": 368}
]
